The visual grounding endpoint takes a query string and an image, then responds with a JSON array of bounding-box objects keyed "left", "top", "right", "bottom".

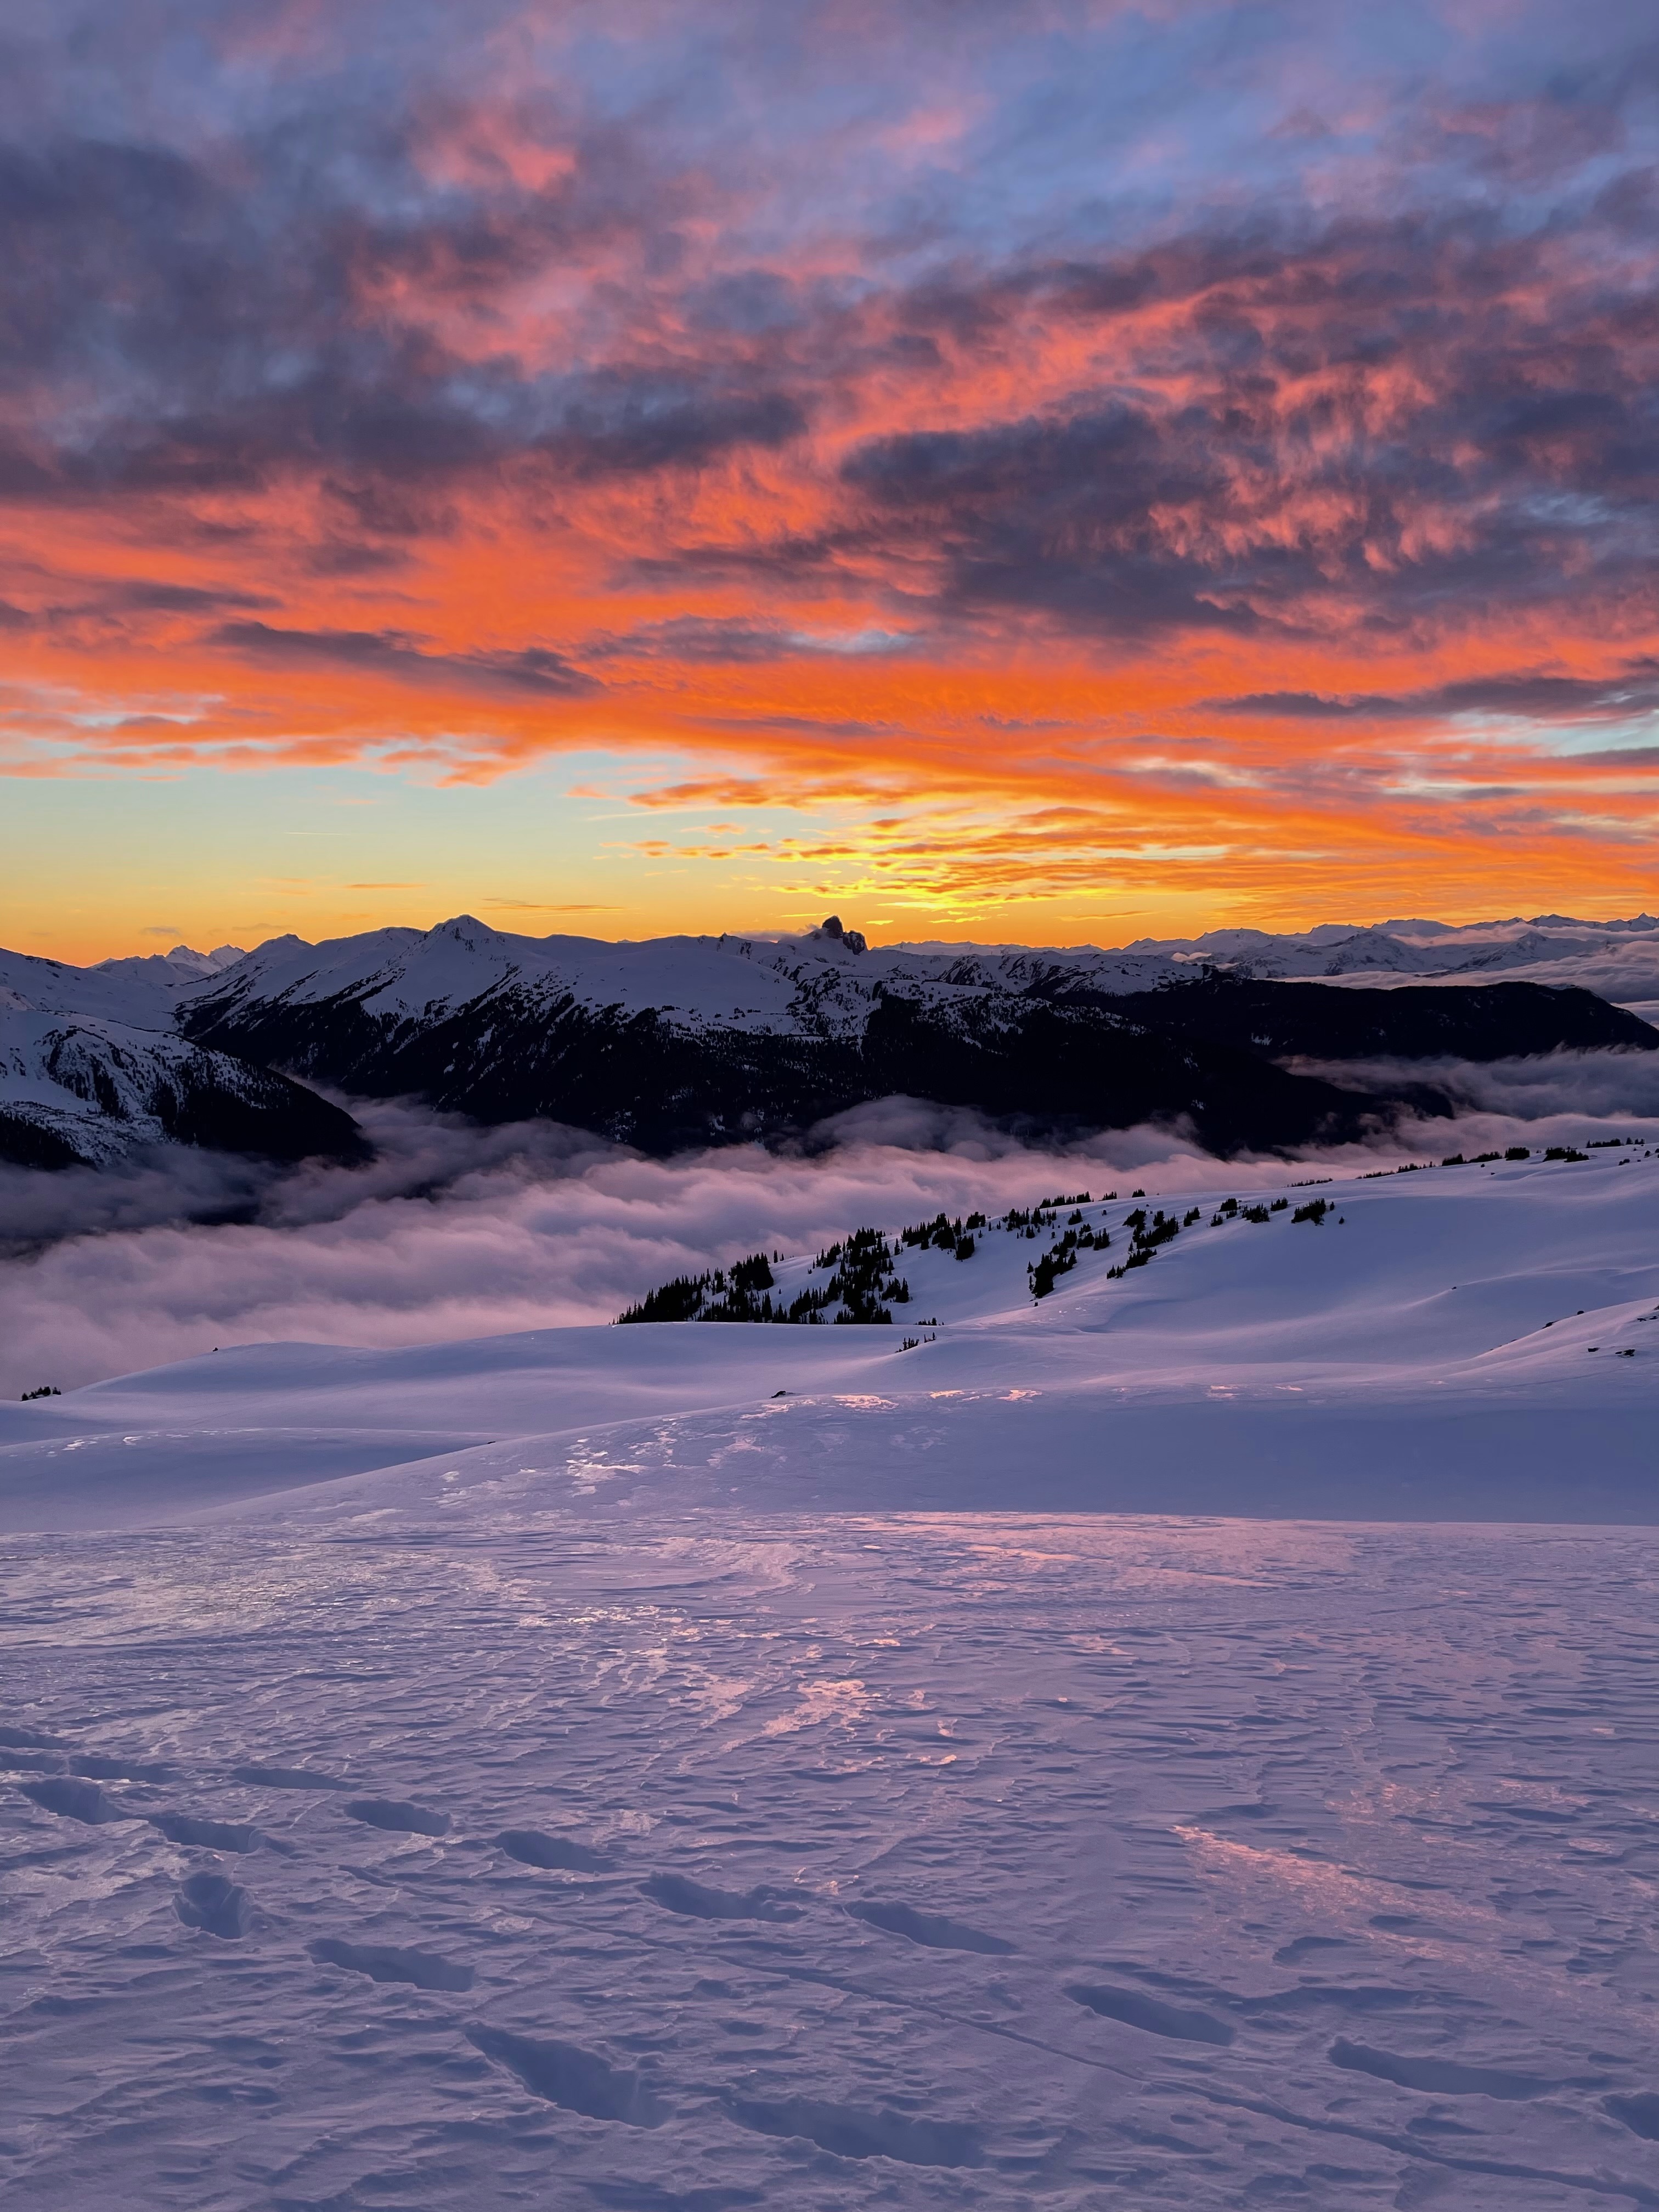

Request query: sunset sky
[{"left": 3, "top": 0, "right": 1657, "bottom": 961}]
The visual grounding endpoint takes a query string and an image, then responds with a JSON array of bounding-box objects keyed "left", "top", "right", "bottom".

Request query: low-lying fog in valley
[{"left": 3, "top": 1059, "right": 1657, "bottom": 1395}]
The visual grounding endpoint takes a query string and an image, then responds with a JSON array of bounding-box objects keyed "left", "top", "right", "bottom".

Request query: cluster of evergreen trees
[
  {"left": 1440, "top": 1146, "right": 1611, "bottom": 1167},
  {"left": 627, "top": 1142, "right": 1612, "bottom": 1324},
  {"left": 620, "top": 1133, "right": 1643, "bottom": 1328},
  {"left": 1000, "top": 1192, "right": 1107, "bottom": 1243},
  {"left": 1028, "top": 1232, "right": 1081, "bottom": 1296},
  {"left": 1102, "top": 1204, "right": 1181, "bottom": 1281},
  {"left": 620, "top": 1221, "right": 926, "bottom": 1327},
  {"left": 821, "top": 1226, "right": 911, "bottom": 1322},
  {"left": 1028, "top": 1203, "right": 1121, "bottom": 1296},
  {"left": 899, "top": 1211, "right": 985, "bottom": 1262},
  {"left": 617, "top": 1250, "right": 820, "bottom": 1325}
]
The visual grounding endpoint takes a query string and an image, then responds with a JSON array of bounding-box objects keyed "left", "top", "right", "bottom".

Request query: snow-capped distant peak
[
  {"left": 153, "top": 943, "right": 248, "bottom": 973},
  {"left": 9, "top": 909, "right": 1659, "bottom": 1057}
]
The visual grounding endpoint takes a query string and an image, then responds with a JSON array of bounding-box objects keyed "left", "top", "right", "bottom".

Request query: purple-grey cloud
[{"left": 212, "top": 622, "right": 598, "bottom": 697}]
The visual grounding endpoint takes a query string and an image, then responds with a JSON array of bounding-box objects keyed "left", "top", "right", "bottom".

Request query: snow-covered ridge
[
  {"left": 8, "top": 912, "right": 1656, "bottom": 1039},
  {"left": 4, "top": 1142, "right": 1656, "bottom": 1523},
  {"left": 174, "top": 910, "right": 1659, "bottom": 1034},
  {"left": 0, "top": 941, "right": 246, "bottom": 1025},
  {"left": 1127, "top": 913, "right": 1659, "bottom": 1017},
  {"left": 0, "top": 1013, "right": 365, "bottom": 1171},
  {"left": 5, "top": 912, "right": 1654, "bottom": 1169},
  {"left": 0, "top": 937, "right": 369, "bottom": 1170},
  {"left": 0, "top": 944, "right": 379, "bottom": 1170}
]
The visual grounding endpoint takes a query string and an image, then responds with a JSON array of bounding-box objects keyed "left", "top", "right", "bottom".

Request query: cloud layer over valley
[{"left": 4, "top": 1065, "right": 1657, "bottom": 1397}]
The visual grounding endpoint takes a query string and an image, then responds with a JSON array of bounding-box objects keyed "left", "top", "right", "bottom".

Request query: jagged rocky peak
[{"left": 812, "top": 915, "right": 867, "bottom": 954}]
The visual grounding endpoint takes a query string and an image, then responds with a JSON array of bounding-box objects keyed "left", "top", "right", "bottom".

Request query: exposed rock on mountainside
[
  {"left": 0, "top": 1016, "right": 368, "bottom": 1171},
  {"left": 811, "top": 915, "right": 867, "bottom": 953}
]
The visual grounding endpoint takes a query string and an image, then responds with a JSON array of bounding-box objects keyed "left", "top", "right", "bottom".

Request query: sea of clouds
[{"left": 3, "top": 1057, "right": 1658, "bottom": 1396}]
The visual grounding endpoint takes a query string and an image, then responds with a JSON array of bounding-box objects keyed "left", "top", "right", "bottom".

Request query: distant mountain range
[{"left": 2, "top": 912, "right": 1655, "bottom": 1170}]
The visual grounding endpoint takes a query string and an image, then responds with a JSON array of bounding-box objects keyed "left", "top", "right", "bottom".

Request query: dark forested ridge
[
  {"left": 1075, "top": 976, "right": 1658, "bottom": 1063},
  {"left": 182, "top": 975, "right": 1432, "bottom": 1155},
  {"left": 176, "top": 966, "right": 1652, "bottom": 1160},
  {"left": 145, "top": 1054, "right": 369, "bottom": 1165}
]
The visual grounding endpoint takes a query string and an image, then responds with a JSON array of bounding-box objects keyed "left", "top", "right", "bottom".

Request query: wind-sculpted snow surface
[
  {"left": 4, "top": 1515, "right": 1658, "bottom": 2208},
  {"left": 3, "top": 1148, "right": 1658, "bottom": 2205}
]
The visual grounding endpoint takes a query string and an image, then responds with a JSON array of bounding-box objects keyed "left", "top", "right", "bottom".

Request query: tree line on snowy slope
[
  {"left": 617, "top": 1188, "right": 1254, "bottom": 1325},
  {"left": 613, "top": 1143, "right": 1654, "bottom": 1328},
  {"left": 617, "top": 1197, "right": 1088, "bottom": 1325}
]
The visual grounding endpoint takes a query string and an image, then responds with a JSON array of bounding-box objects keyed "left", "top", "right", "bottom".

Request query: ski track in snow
[{"left": 2, "top": 1151, "right": 1658, "bottom": 2205}]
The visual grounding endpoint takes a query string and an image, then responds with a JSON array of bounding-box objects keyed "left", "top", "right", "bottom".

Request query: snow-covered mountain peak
[
  {"left": 5, "top": 908, "right": 1657, "bottom": 1171},
  {"left": 425, "top": 915, "right": 512, "bottom": 955},
  {"left": 89, "top": 943, "right": 249, "bottom": 995},
  {"left": 15, "top": 906, "right": 1659, "bottom": 1057}
]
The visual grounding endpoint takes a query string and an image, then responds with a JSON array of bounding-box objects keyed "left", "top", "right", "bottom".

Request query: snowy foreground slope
[
  {"left": 3, "top": 1144, "right": 1654, "bottom": 1528},
  {"left": 4, "top": 1153, "right": 1658, "bottom": 2209}
]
